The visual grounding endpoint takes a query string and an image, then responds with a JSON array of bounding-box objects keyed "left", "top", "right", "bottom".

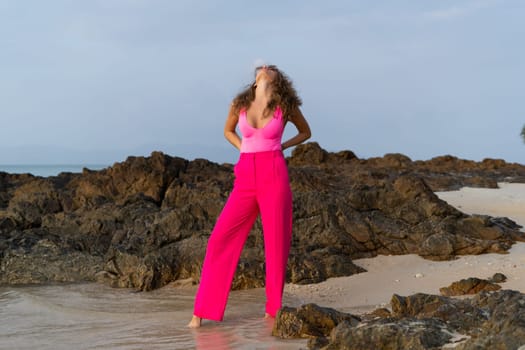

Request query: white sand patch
[{"left": 435, "top": 182, "right": 525, "bottom": 228}]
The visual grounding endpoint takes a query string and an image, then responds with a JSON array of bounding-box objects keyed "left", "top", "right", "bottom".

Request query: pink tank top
[{"left": 238, "top": 106, "right": 285, "bottom": 153}]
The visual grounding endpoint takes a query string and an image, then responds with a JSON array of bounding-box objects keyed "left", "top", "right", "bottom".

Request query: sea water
[
  {"left": 0, "top": 165, "right": 109, "bottom": 177},
  {"left": 0, "top": 283, "right": 307, "bottom": 350}
]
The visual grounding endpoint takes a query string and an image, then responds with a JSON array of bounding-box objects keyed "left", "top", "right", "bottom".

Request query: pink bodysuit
[{"left": 238, "top": 106, "right": 284, "bottom": 153}]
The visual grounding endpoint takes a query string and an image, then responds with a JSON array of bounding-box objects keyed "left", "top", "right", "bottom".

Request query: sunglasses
[{"left": 255, "top": 65, "right": 278, "bottom": 74}]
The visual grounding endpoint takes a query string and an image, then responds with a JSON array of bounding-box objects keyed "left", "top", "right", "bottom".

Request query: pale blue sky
[{"left": 1, "top": 0, "right": 524, "bottom": 165}]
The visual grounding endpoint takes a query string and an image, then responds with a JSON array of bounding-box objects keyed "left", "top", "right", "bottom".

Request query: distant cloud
[
  {"left": 422, "top": 0, "right": 499, "bottom": 21},
  {"left": 424, "top": 6, "right": 467, "bottom": 20}
]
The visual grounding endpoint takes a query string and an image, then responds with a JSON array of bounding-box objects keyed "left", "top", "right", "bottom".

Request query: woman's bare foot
[{"left": 187, "top": 315, "right": 202, "bottom": 328}]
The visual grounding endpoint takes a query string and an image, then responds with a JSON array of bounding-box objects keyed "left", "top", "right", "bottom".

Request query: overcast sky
[{"left": 1, "top": 0, "right": 524, "bottom": 165}]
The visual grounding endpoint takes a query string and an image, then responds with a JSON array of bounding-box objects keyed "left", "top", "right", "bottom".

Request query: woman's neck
[{"left": 254, "top": 81, "right": 273, "bottom": 105}]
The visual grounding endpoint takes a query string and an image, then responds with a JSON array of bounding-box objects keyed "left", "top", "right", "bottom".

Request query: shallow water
[{"left": 0, "top": 283, "right": 307, "bottom": 350}]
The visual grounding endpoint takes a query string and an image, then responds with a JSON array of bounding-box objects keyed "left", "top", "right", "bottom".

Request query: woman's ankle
[{"left": 187, "top": 315, "right": 202, "bottom": 328}]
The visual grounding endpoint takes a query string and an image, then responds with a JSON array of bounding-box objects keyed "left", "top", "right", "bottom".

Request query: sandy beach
[{"left": 285, "top": 182, "right": 525, "bottom": 315}]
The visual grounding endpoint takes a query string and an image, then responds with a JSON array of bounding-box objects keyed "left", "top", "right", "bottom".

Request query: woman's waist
[
  {"left": 238, "top": 149, "right": 284, "bottom": 159},
  {"left": 240, "top": 138, "right": 282, "bottom": 154}
]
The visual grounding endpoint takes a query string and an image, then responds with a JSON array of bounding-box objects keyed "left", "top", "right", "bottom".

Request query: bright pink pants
[{"left": 193, "top": 150, "right": 293, "bottom": 321}]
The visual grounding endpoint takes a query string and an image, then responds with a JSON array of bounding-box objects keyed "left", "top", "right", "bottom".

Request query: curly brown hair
[{"left": 231, "top": 65, "right": 302, "bottom": 122}]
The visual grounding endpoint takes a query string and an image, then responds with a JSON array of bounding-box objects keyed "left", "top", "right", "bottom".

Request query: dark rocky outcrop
[
  {"left": 274, "top": 289, "right": 525, "bottom": 350},
  {"left": 1, "top": 143, "right": 524, "bottom": 290},
  {"left": 272, "top": 303, "right": 360, "bottom": 339},
  {"left": 439, "top": 274, "right": 506, "bottom": 296}
]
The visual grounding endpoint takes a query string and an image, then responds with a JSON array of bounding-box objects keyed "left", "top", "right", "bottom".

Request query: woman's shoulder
[{"left": 231, "top": 100, "right": 248, "bottom": 113}]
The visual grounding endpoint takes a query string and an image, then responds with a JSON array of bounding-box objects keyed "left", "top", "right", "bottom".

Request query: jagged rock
[
  {"left": 0, "top": 228, "right": 104, "bottom": 284},
  {"left": 458, "top": 290, "right": 525, "bottom": 350},
  {"left": 66, "top": 152, "right": 189, "bottom": 209},
  {"left": 272, "top": 303, "right": 360, "bottom": 338},
  {"left": 489, "top": 272, "right": 507, "bottom": 283},
  {"left": 287, "top": 249, "right": 366, "bottom": 285},
  {"left": 440, "top": 277, "right": 502, "bottom": 296},
  {"left": 321, "top": 318, "right": 453, "bottom": 350},
  {"left": 0, "top": 143, "right": 524, "bottom": 290},
  {"left": 274, "top": 289, "right": 525, "bottom": 350},
  {"left": 287, "top": 141, "right": 330, "bottom": 165},
  {"left": 390, "top": 293, "right": 486, "bottom": 333}
]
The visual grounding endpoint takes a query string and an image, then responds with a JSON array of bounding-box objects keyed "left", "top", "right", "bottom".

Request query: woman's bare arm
[
  {"left": 224, "top": 104, "right": 242, "bottom": 150},
  {"left": 282, "top": 107, "right": 312, "bottom": 150}
]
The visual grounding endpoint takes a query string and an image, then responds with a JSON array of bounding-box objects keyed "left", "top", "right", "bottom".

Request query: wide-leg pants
[{"left": 193, "top": 150, "right": 293, "bottom": 321}]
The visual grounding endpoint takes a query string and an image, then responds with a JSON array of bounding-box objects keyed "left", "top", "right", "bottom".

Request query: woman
[{"left": 188, "top": 64, "right": 311, "bottom": 328}]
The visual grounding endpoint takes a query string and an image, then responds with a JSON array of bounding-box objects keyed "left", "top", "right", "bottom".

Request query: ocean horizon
[{"left": 0, "top": 164, "right": 110, "bottom": 177}]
